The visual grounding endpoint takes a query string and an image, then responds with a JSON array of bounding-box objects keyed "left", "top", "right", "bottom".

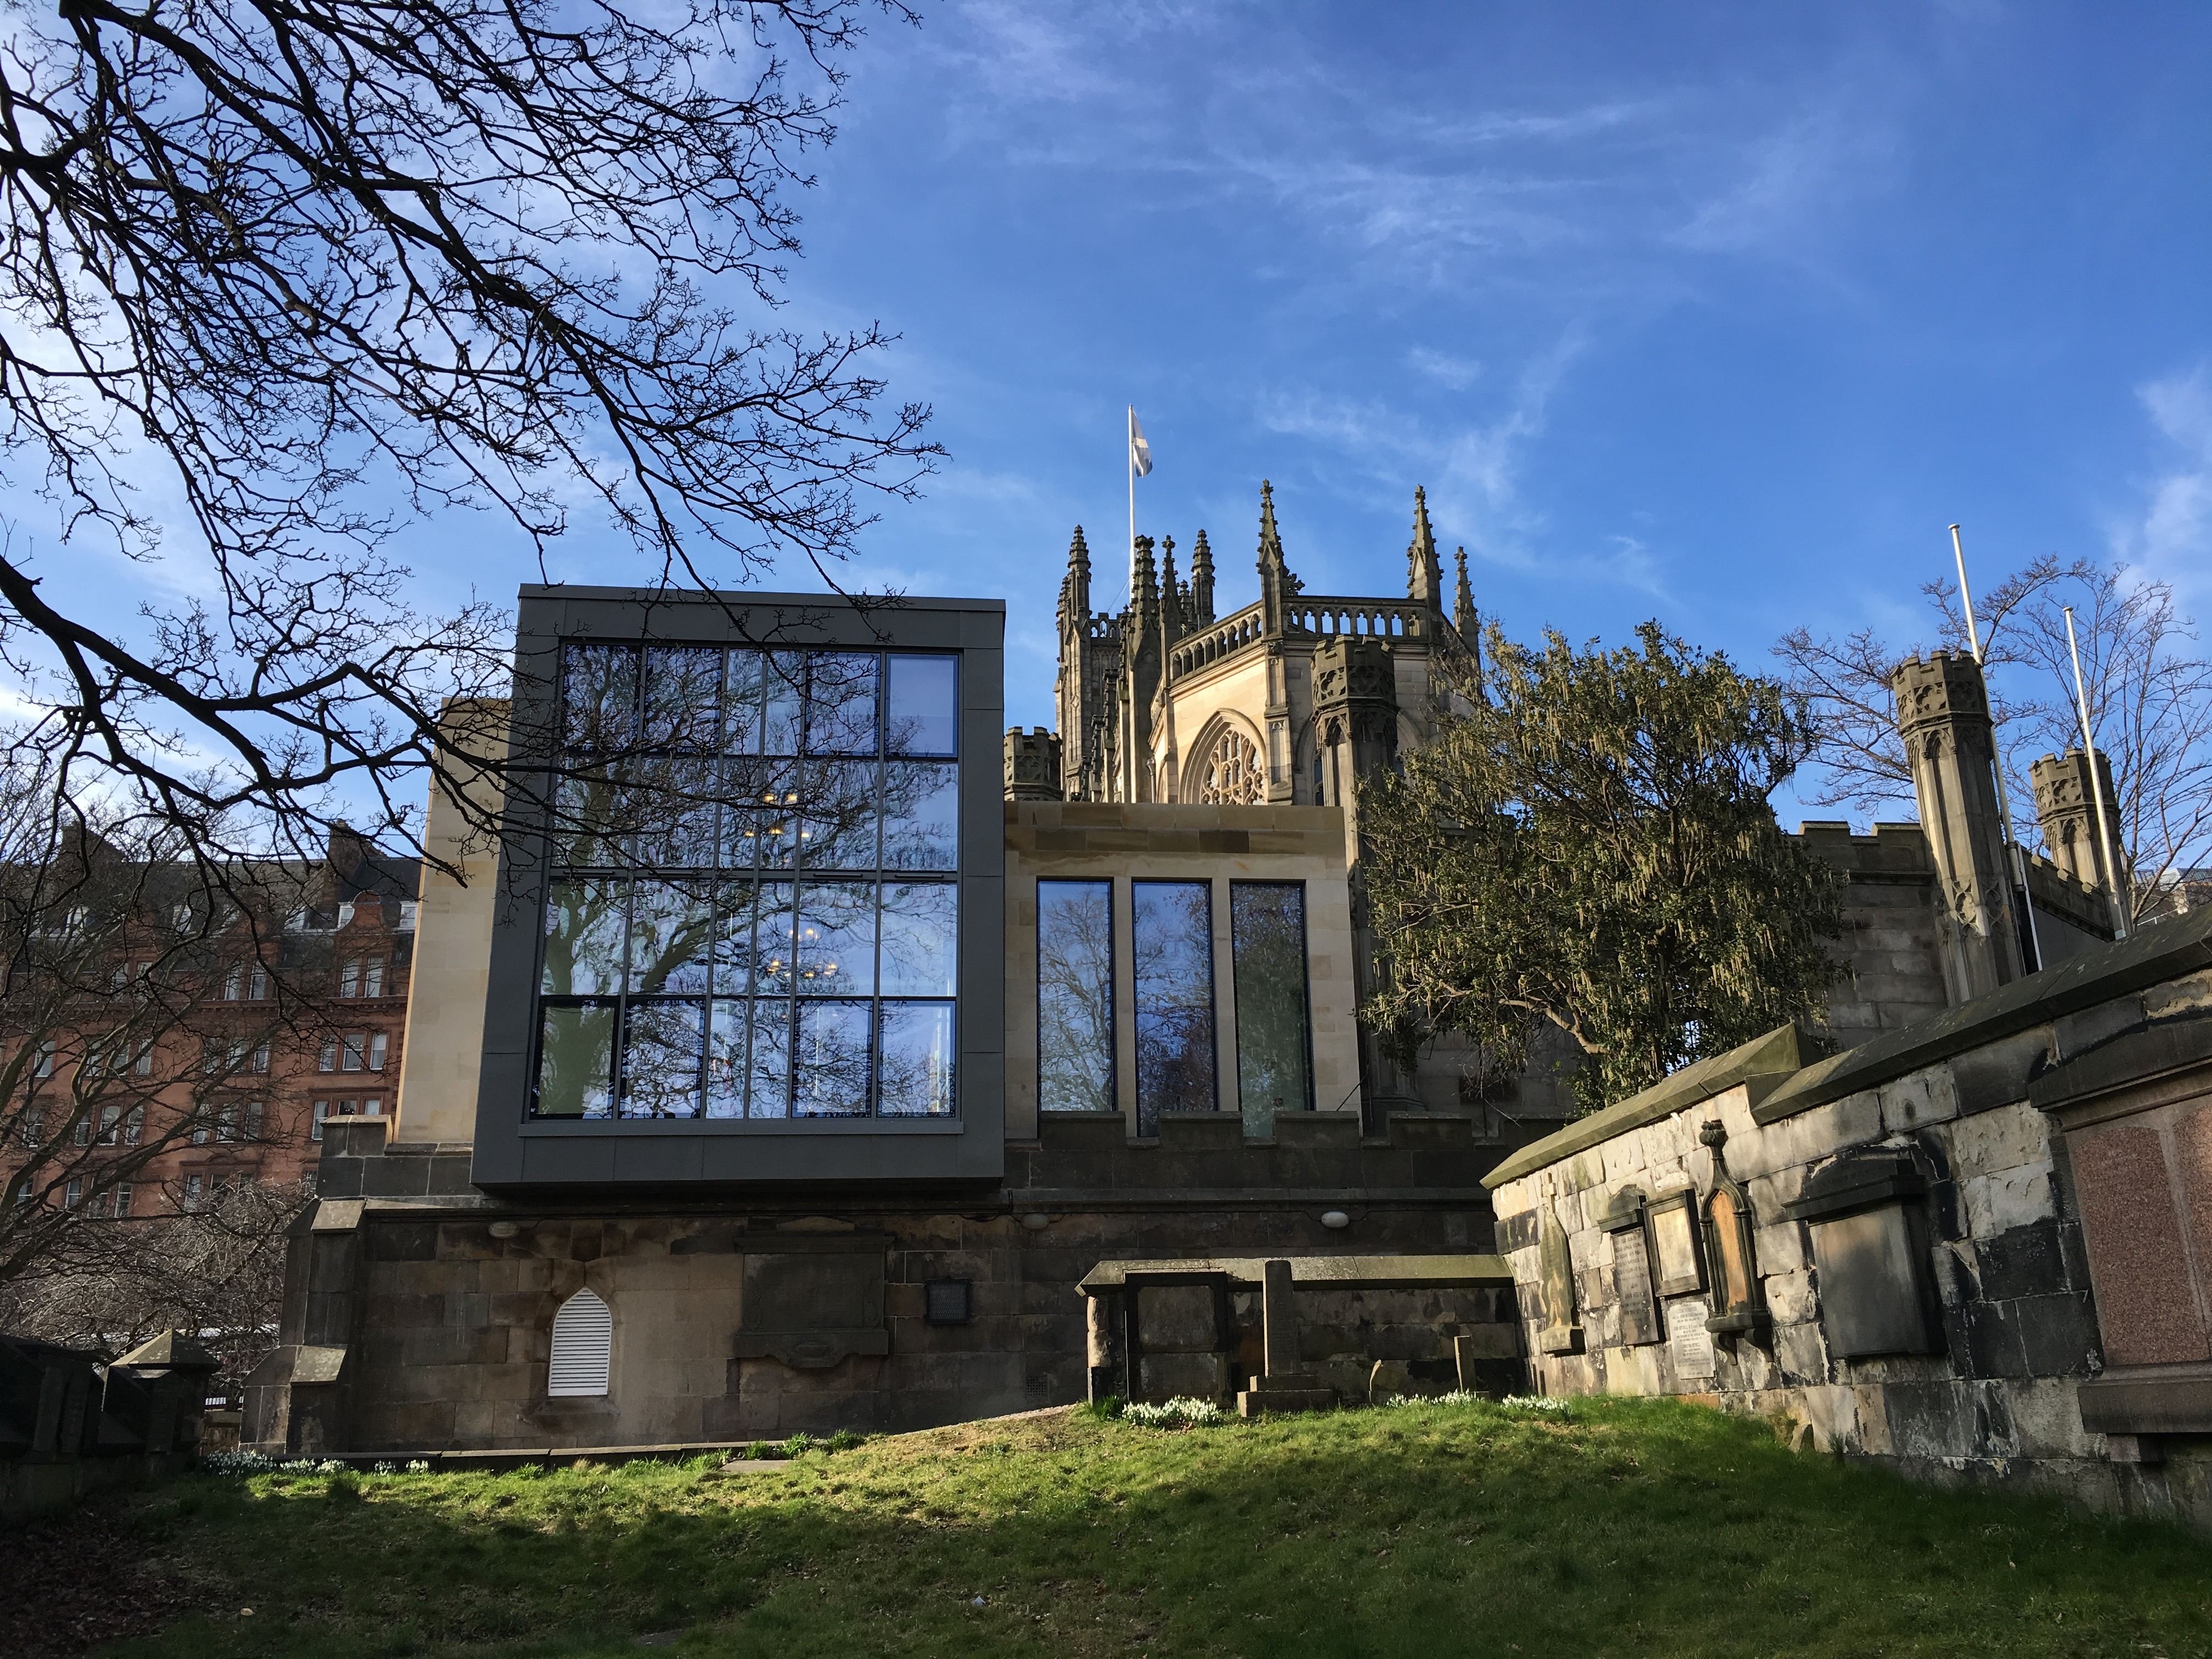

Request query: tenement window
[
  {"left": 1132, "top": 881, "right": 1215, "bottom": 1131},
  {"left": 1037, "top": 879, "right": 1114, "bottom": 1113},
  {"left": 534, "top": 644, "right": 961, "bottom": 1120},
  {"left": 1229, "top": 883, "right": 1314, "bottom": 1134}
]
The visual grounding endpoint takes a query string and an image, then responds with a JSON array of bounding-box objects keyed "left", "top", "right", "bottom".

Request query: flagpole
[
  {"left": 2064, "top": 603, "right": 2130, "bottom": 939},
  {"left": 1127, "top": 405, "right": 1137, "bottom": 604},
  {"left": 1950, "top": 524, "right": 2041, "bottom": 970}
]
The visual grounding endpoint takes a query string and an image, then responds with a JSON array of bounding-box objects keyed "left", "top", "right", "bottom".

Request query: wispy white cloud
[
  {"left": 2125, "top": 363, "right": 2212, "bottom": 597},
  {"left": 1408, "top": 347, "right": 1483, "bottom": 390}
]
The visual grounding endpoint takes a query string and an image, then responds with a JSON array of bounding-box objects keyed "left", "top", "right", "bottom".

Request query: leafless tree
[
  {"left": 0, "top": 0, "right": 937, "bottom": 879},
  {"left": 0, "top": 1175, "right": 309, "bottom": 1395},
  {"left": 1776, "top": 556, "right": 2212, "bottom": 923}
]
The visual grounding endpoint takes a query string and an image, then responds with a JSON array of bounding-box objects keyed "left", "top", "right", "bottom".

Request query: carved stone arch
[{"left": 1187, "top": 710, "right": 1268, "bottom": 805}]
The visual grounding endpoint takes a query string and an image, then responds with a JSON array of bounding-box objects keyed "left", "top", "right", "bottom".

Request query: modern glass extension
[{"left": 535, "top": 644, "right": 960, "bottom": 1120}]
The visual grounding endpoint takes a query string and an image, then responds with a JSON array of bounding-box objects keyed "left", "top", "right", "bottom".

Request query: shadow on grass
[{"left": 98, "top": 1399, "right": 2212, "bottom": 1659}]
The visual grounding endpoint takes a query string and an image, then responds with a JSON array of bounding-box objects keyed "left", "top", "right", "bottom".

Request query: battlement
[
  {"left": 1003, "top": 726, "right": 1064, "bottom": 802},
  {"left": 1890, "top": 648, "right": 1990, "bottom": 733}
]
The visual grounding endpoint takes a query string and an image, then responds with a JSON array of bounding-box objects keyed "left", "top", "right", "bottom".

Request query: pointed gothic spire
[
  {"left": 1061, "top": 524, "right": 1092, "bottom": 633},
  {"left": 1158, "top": 535, "right": 1184, "bottom": 641},
  {"left": 1256, "top": 481, "right": 1299, "bottom": 635},
  {"left": 1133, "top": 532, "right": 1159, "bottom": 620},
  {"left": 1189, "top": 528, "right": 1216, "bottom": 624},
  {"left": 1454, "top": 545, "right": 1482, "bottom": 688},
  {"left": 1407, "top": 486, "right": 1443, "bottom": 608},
  {"left": 1257, "top": 480, "right": 1285, "bottom": 571}
]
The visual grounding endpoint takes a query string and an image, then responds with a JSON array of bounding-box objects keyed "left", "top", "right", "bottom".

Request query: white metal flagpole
[
  {"left": 1950, "top": 524, "right": 2042, "bottom": 968},
  {"left": 1128, "top": 405, "right": 1137, "bottom": 604},
  {"left": 2064, "top": 603, "right": 2130, "bottom": 939}
]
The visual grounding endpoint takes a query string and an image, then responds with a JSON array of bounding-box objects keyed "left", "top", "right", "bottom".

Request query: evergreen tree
[{"left": 1360, "top": 621, "right": 1845, "bottom": 1112}]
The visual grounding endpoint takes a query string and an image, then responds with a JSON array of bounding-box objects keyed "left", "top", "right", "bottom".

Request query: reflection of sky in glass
[
  {"left": 879, "top": 1002, "right": 955, "bottom": 1115},
  {"left": 641, "top": 646, "right": 723, "bottom": 752},
  {"left": 1231, "top": 883, "right": 1312, "bottom": 1135},
  {"left": 795, "top": 1001, "right": 871, "bottom": 1115},
  {"left": 705, "top": 998, "right": 750, "bottom": 1119},
  {"left": 542, "top": 642, "right": 959, "bottom": 1120},
  {"left": 887, "top": 655, "right": 958, "bottom": 757},
  {"left": 544, "top": 879, "right": 627, "bottom": 996},
  {"left": 797, "top": 881, "right": 876, "bottom": 996},
  {"left": 882, "top": 762, "right": 959, "bottom": 871},
  {"left": 1037, "top": 880, "right": 1113, "bottom": 1113},
  {"left": 1134, "top": 881, "right": 1215, "bottom": 1130},
  {"left": 620, "top": 1000, "right": 704, "bottom": 1118},
  {"left": 806, "top": 652, "right": 880, "bottom": 755},
  {"left": 628, "top": 880, "right": 713, "bottom": 995},
  {"left": 879, "top": 882, "right": 957, "bottom": 995}
]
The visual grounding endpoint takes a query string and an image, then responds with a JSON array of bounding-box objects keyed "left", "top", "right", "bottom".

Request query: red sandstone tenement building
[{"left": 1, "top": 832, "right": 419, "bottom": 1218}]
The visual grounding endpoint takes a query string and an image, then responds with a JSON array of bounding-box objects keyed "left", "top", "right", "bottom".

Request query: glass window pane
[
  {"left": 621, "top": 758, "right": 720, "bottom": 869},
  {"left": 712, "top": 881, "right": 757, "bottom": 997},
  {"left": 640, "top": 646, "right": 724, "bottom": 753},
  {"left": 537, "top": 1001, "right": 616, "bottom": 1118},
  {"left": 882, "top": 761, "right": 960, "bottom": 872},
  {"left": 748, "top": 998, "right": 792, "bottom": 1117},
  {"left": 879, "top": 1002, "right": 955, "bottom": 1116},
  {"left": 551, "top": 768, "right": 631, "bottom": 868},
  {"left": 794, "top": 1001, "right": 871, "bottom": 1116},
  {"left": 879, "top": 881, "right": 957, "bottom": 996},
  {"left": 886, "top": 654, "right": 958, "bottom": 757},
  {"left": 619, "top": 1000, "right": 704, "bottom": 1118},
  {"left": 1037, "top": 879, "right": 1113, "bottom": 1113},
  {"left": 800, "top": 761, "right": 881, "bottom": 870},
  {"left": 763, "top": 651, "right": 805, "bottom": 757},
  {"left": 562, "top": 644, "right": 637, "bottom": 753},
  {"left": 1133, "top": 880, "right": 1215, "bottom": 1131},
  {"left": 544, "top": 879, "right": 627, "bottom": 995},
  {"left": 795, "top": 881, "right": 876, "bottom": 996},
  {"left": 754, "top": 763, "right": 805, "bottom": 870},
  {"left": 806, "top": 652, "right": 881, "bottom": 757},
  {"left": 752, "top": 882, "right": 797, "bottom": 995},
  {"left": 724, "top": 651, "right": 765, "bottom": 756},
  {"left": 1231, "top": 882, "right": 1313, "bottom": 1136},
  {"left": 628, "top": 879, "right": 714, "bottom": 994},
  {"left": 705, "top": 997, "right": 751, "bottom": 1118}
]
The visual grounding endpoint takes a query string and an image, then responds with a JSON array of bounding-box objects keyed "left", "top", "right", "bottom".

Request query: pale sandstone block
[
  {"left": 1943, "top": 1100, "right": 2053, "bottom": 1179},
  {"left": 1962, "top": 1163, "right": 2055, "bottom": 1237}
]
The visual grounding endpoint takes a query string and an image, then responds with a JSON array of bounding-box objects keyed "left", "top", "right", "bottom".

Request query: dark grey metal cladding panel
[{"left": 476, "top": 587, "right": 1008, "bottom": 1191}]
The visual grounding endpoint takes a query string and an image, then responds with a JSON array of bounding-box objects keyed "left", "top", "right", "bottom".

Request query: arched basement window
[{"left": 549, "top": 1288, "right": 613, "bottom": 1397}]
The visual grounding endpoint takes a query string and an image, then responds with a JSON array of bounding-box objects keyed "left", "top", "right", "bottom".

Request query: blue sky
[{"left": 19, "top": 3, "right": 2212, "bottom": 825}]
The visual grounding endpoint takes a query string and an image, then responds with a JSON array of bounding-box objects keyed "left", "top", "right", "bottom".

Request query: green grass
[{"left": 98, "top": 1396, "right": 2212, "bottom": 1658}]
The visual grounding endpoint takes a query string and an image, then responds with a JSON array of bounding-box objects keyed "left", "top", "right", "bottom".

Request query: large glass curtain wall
[{"left": 537, "top": 645, "right": 960, "bottom": 1120}]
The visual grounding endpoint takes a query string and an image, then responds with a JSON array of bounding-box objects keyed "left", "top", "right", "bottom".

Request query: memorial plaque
[
  {"left": 1667, "top": 1297, "right": 1716, "bottom": 1380},
  {"left": 1612, "top": 1229, "right": 1660, "bottom": 1347},
  {"left": 1648, "top": 1194, "right": 1706, "bottom": 1296}
]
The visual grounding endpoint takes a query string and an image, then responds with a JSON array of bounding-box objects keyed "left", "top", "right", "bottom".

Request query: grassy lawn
[{"left": 74, "top": 1396, "right": 2212, "bottom": 1659}]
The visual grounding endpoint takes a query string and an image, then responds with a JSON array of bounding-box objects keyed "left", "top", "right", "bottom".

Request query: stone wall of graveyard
[
  {"left": 1488, "top": 909, "right": 2212, "bottom": 1527},
  {"left": 245, "top": 1108, "right": 1515, "bottom": 1455}
]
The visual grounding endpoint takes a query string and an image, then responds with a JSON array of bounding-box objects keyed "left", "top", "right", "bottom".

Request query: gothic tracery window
[{"left": 1197, "top": 728, "right": 1263, "bottom": 804}]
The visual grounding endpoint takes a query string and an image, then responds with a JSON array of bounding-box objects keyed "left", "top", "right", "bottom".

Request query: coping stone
[{"left": 1757, "top": 905, "right": 2212, "bottom": 1122}]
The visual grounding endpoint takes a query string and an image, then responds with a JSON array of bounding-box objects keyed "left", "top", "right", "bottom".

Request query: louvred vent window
[{"left": 548, "top": 1289, "right": 613, "bottom": 1397}]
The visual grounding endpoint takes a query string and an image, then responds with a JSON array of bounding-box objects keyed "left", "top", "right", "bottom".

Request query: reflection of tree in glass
[
  {"left": 805, "top": 653, "right": 881, "bottom": 756},
  {"left": 561, "top": 644, "right": 637, "bottom": 753},
  {"left": 538, "top": 1003, "right": 616, "bottom": 1119},
  {"left": 542, "top": 879, "right": 625, "bottom": 996},
  {"left": 879, "top": 883, "right": 957, "bottom": 996},
  {"left": 881, "top": 760, "right": 958, "bottom": 872},
  {"left": 1133, "top": 882, "right": 1215, "bottom": 1132},
  {"left": 619, "top": 1001, "right": 703, "bottom": 1118},
  {"left": 795, "top": 882, "right": 875, "bottom": 996},
  {"left": 628, "top": 881, "right": 714, "bottom": 994},
  {"left": 1231, "top": 885, "right": 1312, "bottom": 1136},
  {"left": 1037, "top": 882, "right": 1113, "bottom": 1113},
  {"left": 798, "top": 762, "right": 881, "bottom": 870},
  {"left": 879, "top": 1002, "right": 954, "bottom": 1116},
  {"left": 640, "top": 646, "right": 724, "bottom": 753},
  {"left": 794, "top": 1002, "right": 870, "bottom": 1115}
]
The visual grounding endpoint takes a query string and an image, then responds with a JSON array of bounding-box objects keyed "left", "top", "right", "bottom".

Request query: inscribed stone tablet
[
  {"left": 1613, "top": 1232, "right": 1660, "bottom": 1347},
  {"left": 1666, "top": 1297, "right": 1716, "bottom": 1380},
  {"left": 1650, "top": 1200, "right": 1703, "bottom": 1294}
]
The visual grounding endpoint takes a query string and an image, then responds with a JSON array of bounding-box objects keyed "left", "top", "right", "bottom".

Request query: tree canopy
[
  {"left": 1359, "top": 621, "right": 1845, "bottom": 1113},
  {"left": 0, "top": 0, "right": 934, "bottom": 871}
]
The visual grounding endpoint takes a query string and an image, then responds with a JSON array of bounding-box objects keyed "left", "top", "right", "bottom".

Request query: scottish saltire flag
[{"left": 1128, "top": 407, "right": 1153, "bottom": 477}]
